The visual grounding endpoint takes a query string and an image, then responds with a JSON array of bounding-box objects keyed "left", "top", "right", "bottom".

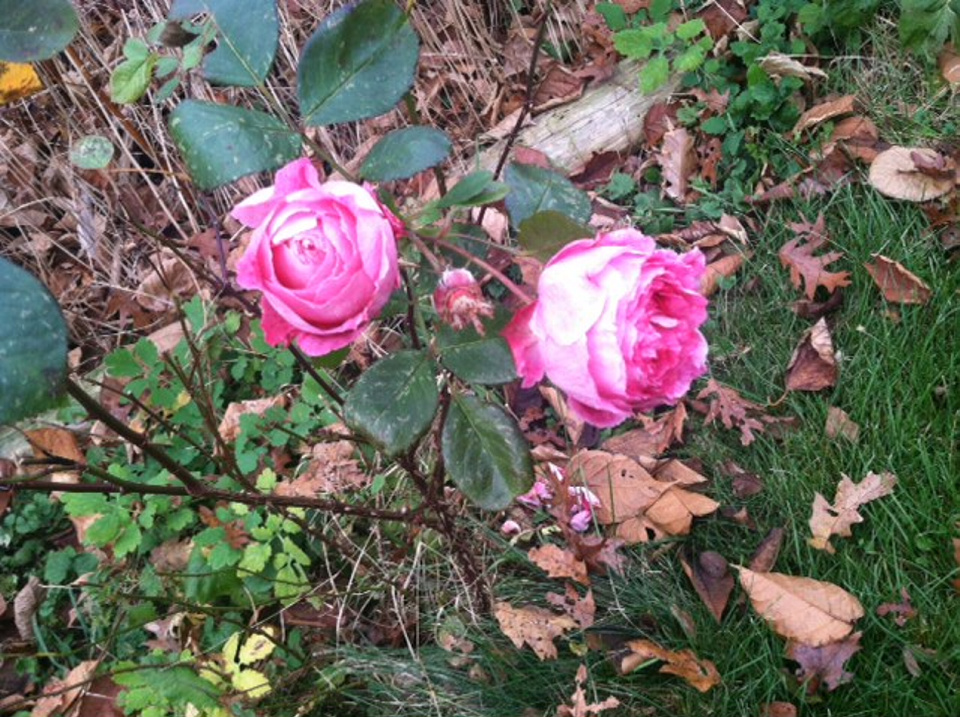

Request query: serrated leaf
[
  {"left": 170, "top": 0, "right": 278, "bottom": 86},
  {"left": 168, "top": 100, "right": 301, "bottom": 190},
  {"left": 69, "top": 135, "right": 114, "bottom": 169},
  {"left": 437, "top": 324, "right": 516, "bottom": 385},
  {"left": 442, "top": 393, "right": 533, "bottom": 510},
  {"left": 343, "top": 350, "right": 439, "bottom": 455},
  {"left": 360, "top": 127, "right": 451, "bottom": 181},
  {"left": 239, "top": 542, "right": 271, "bottom": 573},
  {"left": 613, "top": 29, "right": 655, "bottom": 59},
  {"left": 298, "top": 0, "right": 418, "bottom": 126},
  {"left": 504, "top": 162, "right": 592, "bottom": 228},
  {"left": 239, "top": 627, "right": 277, "bottom": 664},
  {"left": 641, "top": 55, "right": 671, "bottom": 92},
  {"left": 0, "top": 0, "right": 79, "bottom": 62},
  {"left": 0, "top": 258, "right": 67, "bottom": 423},
  {"left": 516, "top": 210, "right": 592, "bottom": 262},
  {"left": 110, "top": 52, "right": 158, "bottom": 104}
]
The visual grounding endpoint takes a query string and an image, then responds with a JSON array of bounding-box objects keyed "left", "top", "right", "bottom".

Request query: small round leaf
[
  {"left": 0, "top": 0, "right": 79, "bottom": 62},
  {"left": 69, "top": 135, "right": 114, "bottom": 169}
]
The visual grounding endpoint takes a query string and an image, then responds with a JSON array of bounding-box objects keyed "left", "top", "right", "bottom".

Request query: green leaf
[
  {"left": 442, "top": 393, "right": 533, "bottom": 510},
  {"left": 503, "top": 162, "right": 592, "bottom": 228},
  {"left": 298, "top": 0, "right": 419, "bottom": 126},
  {"left": 596, "top": 2, "right": 628, "bottom": 31},
  {"left": 0, "top": 258, "right": 67, "bottom": 424},
  {"left": 170, "top": 0, "right": 278, "bottom": 86},
  {"left": 437, "top": 324, "right": 516, "bottom": 385},
  {"left": 675, "top": 18, "right": 707, "bottom": 40},
  {"left": 613, "top": 29, "right": 654, "bottom": 59},
  {"left": 516, "top": 210, "right": 593, "bottom": 262},
  {"left": 0, "top": 0, "right": 78, "bottom": 62},
  {"left": 435, "top": 170, "right": 508, "bottom": 209},
  {"left": 239, "top": 542, "right": 272, "bottom": 573},
  {"left": 69, "top": 135, "right": 114, "bottom": 169},
  {"left": 110, "top": 50, "right": 158, "bottom": 104},
  {"left": 343, "top": 350, "right": 439, "bottom": 455},
  {"left": 360, "top": 127, "right": 451, "bottom": 182},
  {"left": 641, "top": 54, "right": 671, "bottom": 92},
  {"left": 899, "top": 0, "right": 959, "bottom": 56},
  {"left": 168, "top": 100, "right": 301, "bottom": 190}
]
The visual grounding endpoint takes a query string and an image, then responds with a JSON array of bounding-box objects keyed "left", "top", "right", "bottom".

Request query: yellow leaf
[
  {"left": 221, "top": 631, "right": 242, "bottom": 674},
  {"left": 0, "top": 62, "right": 43, "bottom": 105},
  {"left": 232, "top": 668, "right": 271, "bottom": 699},
  {"left": 239, "top": 627, "right": 277, "bottom": 665}
]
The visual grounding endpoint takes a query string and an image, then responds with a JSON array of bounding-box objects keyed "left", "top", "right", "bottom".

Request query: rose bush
[
  {"left": 233, "top": 158, "right": 399, "bottom": 356},
  {"left": 503, "top": 228, "right": 708, "bottom": 428}
]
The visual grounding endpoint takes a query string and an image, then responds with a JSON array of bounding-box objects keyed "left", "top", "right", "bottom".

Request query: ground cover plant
[{"left": 1, "top": 1, "right": 959, "bottom": 716}]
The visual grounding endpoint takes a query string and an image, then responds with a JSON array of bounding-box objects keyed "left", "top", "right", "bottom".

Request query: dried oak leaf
[
  {"left": 825, "top": 406, "right": 860, "bottom": 443},
  {"left": 660, "top": 126, "right": 697, "bottom": 201},
  {"left": 494, "top": 601, "right": 577, "bottom": 660},
  {"left": 529, "top": 544, "right": 590, "bottom": 586},
  {"left": 869, "top": 147, "right": 955, "bottom": 202},
  {"left": 876, "top": 588, "right": 917, "bottom": 627},
  {"left": 601, "top": 404, "right": 686, "bottom": 458},
  {"left": 556, "top": 664, "right": 621, "bottom": 717},
  {"left": 617, "top": 639, "right": 722, "bottom": 692},
  {"left": 546, "top": 584, "right": 596, "bottom": 629},
  {"left": 573, "top": 450, "right": 717, "bottom": 544},
  {"left": 697, "top": 379, "right": 770, "bottom": 446},
  {"left": 785, "top": 318, "right": 837, "bottom": 392},
  {"left": 778, "top": 214, "right": 851, "bottom": 300},
  {"left": 786, "top": 632, "right": 862, "bottom": 693},
  {"left": 863, "top": 254, "right": 932, "bottom": 305},
  {"left": 275, "top": 439, "right": 367, "bottom": 497},
  {"left": 793, "top": 95, "right": 857, "bottom": 135},
  {"left": 680, "top": 550, "right": 734, "bottom": 623},
  {"left": 737, "top": 567, "right": 864, "bottom": 645},
  {"left": 808, "top": 472, "right": 897, "bottom": 553}
]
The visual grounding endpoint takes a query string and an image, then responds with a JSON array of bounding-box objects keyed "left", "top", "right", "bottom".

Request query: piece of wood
[{"left": 477, "top": 61, "right": 679, "bottom": 174}]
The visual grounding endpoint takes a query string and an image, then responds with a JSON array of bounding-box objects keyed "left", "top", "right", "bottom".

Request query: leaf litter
[{"left": 808, "top": 472, "right": 897, "bottom": 553}]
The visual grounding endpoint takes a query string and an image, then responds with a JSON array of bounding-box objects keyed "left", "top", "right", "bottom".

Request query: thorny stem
[
  {"left": 418, "top": 232, "right": 534, "bottom": 305},
  {"left": 399, "top": 266, "right": 423, "bottom": 350},
  {"left": 477, "top": 0, "right": 554, "bottom": 225}
]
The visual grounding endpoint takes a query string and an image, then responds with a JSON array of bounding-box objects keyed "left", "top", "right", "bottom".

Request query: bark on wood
[{"left": 476, "top": 61, "right": 680, "bottom": 174}]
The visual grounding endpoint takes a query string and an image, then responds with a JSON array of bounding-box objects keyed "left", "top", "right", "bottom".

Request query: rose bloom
[
  {"left": 232, "top": 158, "right": 399, "bottom": 356},
  {"left": 503, "top": 228, "right": 708, "bottom": 428}
]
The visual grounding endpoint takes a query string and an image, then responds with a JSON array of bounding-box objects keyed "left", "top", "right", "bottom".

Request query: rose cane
[
  {"left": 233, "top": 158, "right": 400, "bottom": 356},
  {"left": 503, "top": 229, "right": 708, "bottom": 428}
]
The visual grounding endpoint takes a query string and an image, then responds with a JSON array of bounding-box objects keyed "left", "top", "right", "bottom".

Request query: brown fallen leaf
[
  {"left": 14, "top": 575, "right": 44, "bottom": 642},
  {"left": 760, "top": 703, "right": 798, "bottom": 717},
  {"left": 275, "top": 437, "right": 367, "bottom": 497},
  {"left": 721, "top": 460, "right": 764, "bottom": 498},
  {"left": 701, "top": 252, "right": 749, "bottom": 296},
  {"left": 785, "top": 318, "right": 837, "bottom": 392},
  {"left": 759, "top": 52, "right": 827, "bottom": 82},
  {"left": 556, "top": 664, "right": 621, "bottom": 717},
  {"left": 529, "top": 545, "right": 590, "bottom": 586},
  {"left": 601, "top": 404, "right": 686, "bottom": 458},
  {"left": 786, "top": 632, "right": 862, "bottom": 693},
  {"left": 697, "top": 379, "right": 772, "bottom": 446},
  {"left": 573, "top": 450, "right": 717, "bottom": 544},
  {"left": 149, "top": 538, "right": 194, "bottom": 573},
  {"left": 698, "top": 0, "right": 749, "bottom": 40},
  {"left": 902, "top": 646, "right": 923, "bottom": 678},
  {"left": 863, "top": 254, "right": 933, "bottom": 305},
  {"left": 680, "top": 550, "right": 734, "bottom": 623},
  {"left": 737, "top": 567, "right": 864, "bottom": 645},
  {"left": 793, "top": 95, "right": 857, "bottom": 135},
  {"left": 869, "top": 147, "right": 955, "bottom": 202},
  {"left": 825, "top": 406, "right": 860, "bottom": 443},
  {"left": 546, "top": 585, "right": 596, "bottom": 629},
  {"left": 876, "top": 588, "right": 917, "bottom": 627},
  {"left": 218, "top": 396, "right": 287, "bottom": 443},
  {"left": 661, "top": 126, "right": 697, "bottom": 201},
  {"left": 808, "top": 472, "right": 897, "bottom": 553},
  {"left": 617, "top": 639, "right": 722, "bottom": 692},
  {"left": 494, "top": 601, "right": 577, "bottom": 660},
  {"left": 940, "top": 44, "right": 960, "bottom": 84},
  {"left": 31, "top": 660, "right": 99, "bottom": 717},
  {"left": 778, "top": 214, "right": 851, "bottom": 300},
  {"left": 791, "top": 288, "right": 844, "bottom": 320},
  {"left": 748, "top": 527, "right": 785, "bottom": 573}
]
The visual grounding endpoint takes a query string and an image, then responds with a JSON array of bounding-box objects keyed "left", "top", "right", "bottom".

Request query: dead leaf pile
[
  {"left": 571, "top": 450, "right": 718, "bottom": 544},
  {"left": 808, "top": 472, "right": 897, "bottom": 553}
]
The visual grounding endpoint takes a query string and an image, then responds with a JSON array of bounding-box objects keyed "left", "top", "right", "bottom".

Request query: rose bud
[{"left": 432, "top": 268, "right": 494, "bottom": 334}]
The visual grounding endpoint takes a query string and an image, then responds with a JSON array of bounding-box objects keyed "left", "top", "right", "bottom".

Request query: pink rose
[
  {"left": 232, "top": 158, "right": 400, "bottom": 356},
  {"left": 503, "top": 229, "right": 708, "bottom": 428}
]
